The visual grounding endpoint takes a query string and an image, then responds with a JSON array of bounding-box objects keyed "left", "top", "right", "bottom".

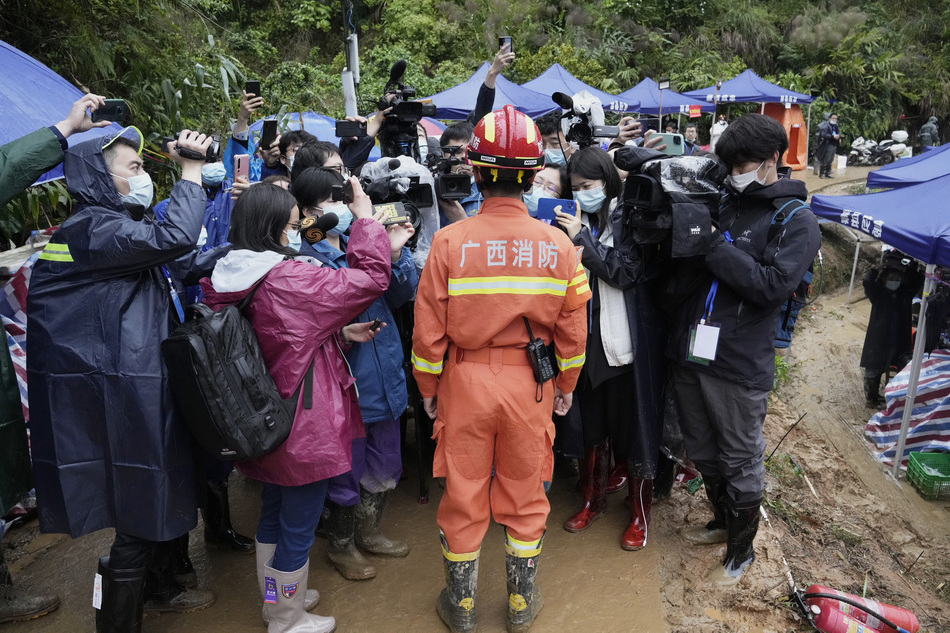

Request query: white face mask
[
  {"left": 112, "top": 172, "right": 154, "bottom": 209},
  {"left": 726, "top": 161, "right": 770, "bottom": 193},
  {"left": 284, "top": 228, "right": 302, "bottom": 251}
]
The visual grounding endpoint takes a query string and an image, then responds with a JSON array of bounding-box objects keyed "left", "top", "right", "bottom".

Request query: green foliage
[{"left": 1, "top": 181, "right": 72, "bottom": 247}]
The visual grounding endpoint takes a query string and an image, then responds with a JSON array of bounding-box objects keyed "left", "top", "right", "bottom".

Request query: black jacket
[
  {"left": 668, "top": 177, "right": 821, "bottom": 391},
  {"left": 860, "top": 266, "right": 924, "bottom": 372}
]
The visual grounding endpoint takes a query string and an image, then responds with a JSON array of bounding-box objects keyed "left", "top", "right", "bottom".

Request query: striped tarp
[
  {"left": 0, "top": 251, "right": 40, "bottom": 422},
  {"left": 865, "top": 348, "right": 950, "bottom": 467}
]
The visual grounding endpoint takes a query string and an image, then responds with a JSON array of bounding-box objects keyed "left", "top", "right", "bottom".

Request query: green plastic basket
[{"left": 907, "top": 452, "right": 950, "bottom": 501}]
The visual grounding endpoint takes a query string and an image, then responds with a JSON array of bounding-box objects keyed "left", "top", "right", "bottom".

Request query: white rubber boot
[
  {"left": 263, "top": 559, "right": 335, "bottom": 633},
  {"left": 256, "top": 541, "right": 320, "bottom": 626}
]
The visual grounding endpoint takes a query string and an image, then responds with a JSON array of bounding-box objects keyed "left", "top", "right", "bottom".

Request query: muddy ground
[{"left": 4, "top": 164, "right": 949, "bottom": 632}]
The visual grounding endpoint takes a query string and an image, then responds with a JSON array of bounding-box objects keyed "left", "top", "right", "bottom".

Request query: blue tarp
[
  {"left": 247, "top": 111, "right": 381, "bottom": 161},
  {"left": 0, "top": 39, "right": 122, "bottom": 185},
  {"left": 421, "top": 63, "right": 556, "bottom": 120},
  {"left": 521, "top": 63, "right": 636, "bottom": 112},
  {"left": 616, "top": 78, "right": 714, "bottom": 116},
  {"left": 811, "top": 173, "right": 950, "bottom": 267},
  {"left": 683, "top": 69, "right": 813, "bottom": 105},
  {"left": 866, "top": 143, "right": 950, "bottom": 189}
]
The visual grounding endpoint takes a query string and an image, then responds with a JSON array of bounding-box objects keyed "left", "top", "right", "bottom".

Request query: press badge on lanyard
[{"left": 688, "top": 278, "right": 721, "bottom": 365}]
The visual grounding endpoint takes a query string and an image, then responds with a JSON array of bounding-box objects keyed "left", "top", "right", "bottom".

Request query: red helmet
[{"left": 468, "top": 105, "right": 544, "bottom": 174}]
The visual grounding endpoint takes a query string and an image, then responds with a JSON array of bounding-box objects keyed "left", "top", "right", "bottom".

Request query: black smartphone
[
  {"left": 245, "top": 80, "right": 261, "bottom": 97},
  {"left": 259, "top": 119, "right": 278, "bottom": 150},
  {"left": 370, "top": 318, "right": 382, "bottom": 331},
  {"left": 331, "top": 181, "right": 354, "bottom": 205},
  {"left": 636, "top": 117, "right": 660, "bottom": 134},
  {"left": 499, "top": 36, "right": 513, "bottom": 53},
  {"left": 335, "top": 120, "right": 367, "bottom": 138},
  {"left": 91, "top": 99, "right": 127, "bottom": 124}
]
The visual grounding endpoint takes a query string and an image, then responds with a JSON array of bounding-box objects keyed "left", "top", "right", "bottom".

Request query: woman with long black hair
[{"left": 556, "top": 146, "right": 666, "bottom": 551}]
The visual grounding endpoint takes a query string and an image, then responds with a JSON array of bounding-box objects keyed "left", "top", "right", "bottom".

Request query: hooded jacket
[
  {"left": 200, "top": 217, "right": 391, "bottom": 486},
  {"left": 26, "top": 135, "right": 207, "bottom": 541},
  {"left": 668, "top": 177, "right": 821, "bottom": 391}
]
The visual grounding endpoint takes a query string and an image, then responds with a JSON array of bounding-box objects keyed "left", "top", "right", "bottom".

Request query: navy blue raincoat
[{"left": 27, "top": 136, "right": 207, "bottom": 541}]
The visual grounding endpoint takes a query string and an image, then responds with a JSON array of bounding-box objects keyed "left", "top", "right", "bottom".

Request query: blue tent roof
[
  {"left": 866, "top": 144, "right": 950, "bottom": 189},
  {"left": 248, "top": 111, "right": 381, "bottom": 161},
  {"left": 420, "top": 63, "right": 556, "bottom": 120},
  {"left": 811, "top": 174, "right": 950, "bottom": 267},
  {"left": 616, "top": 78, "right": 715, "bottom": 116},
  {"left": 683, "top": 69, "right": 813, "bottom": 105},
  {"left": 521, "top": 64, "right": 636, "bottom": 112},
  {"left": 0, "top": 39, "right": 123, "bottom": 184}
]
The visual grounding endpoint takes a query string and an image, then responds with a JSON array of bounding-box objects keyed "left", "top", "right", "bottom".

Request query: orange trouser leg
[{"left": 435, "top": 356, "right": 554, "bottom": 553}]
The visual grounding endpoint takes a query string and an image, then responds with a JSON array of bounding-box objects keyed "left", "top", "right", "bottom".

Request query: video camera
[
  {"left": 429, "top": 146, "right": 471, "bottom": 201},
  {"left": 553, "top": 92, "right": 619, "bottom": 148},
  {"left": 377, "top": 60, "right": 438, "bottom": 161},
  {"left": 161, "top": 132, "right": 222, "bottom": 163},
  {"left": 360, "top": 158, "right": 433, "bottom": 248}
]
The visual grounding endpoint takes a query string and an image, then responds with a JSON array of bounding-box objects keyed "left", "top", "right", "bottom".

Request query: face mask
[
  {"left": 196, "top": 226, "right": 208, "bottom": 248},
  {"left": 201, "top": 162, "right": 227, "bottom": 187},
  {"left": 112, "top": 172, "right": 154, "bottom": 209},
  {"left": 285, "top": 155, "right": 295, "bottom": 173},
  {"left": 524, "top": 186, "right": 555, "bottom": 216},
  {"left": 418, "top": 143, "right": 428, "bottom": 164},
  {"left": 325, "top": 204, "right": 353, "bottom": 236},
  {"left": 726, "top": 161, "right": 771, "bottom": 193},
  {"left": 884, "top": 280, "right": 901, "bottom": 291},
  {"left": 573, "top": 186, "right": 606, "bottom": 213},
  {"left": 544, "top": 149, "right": 565, "bottom": 166},
  {"left": 284, "top": 228, "right": 302, "bottom": 251}
]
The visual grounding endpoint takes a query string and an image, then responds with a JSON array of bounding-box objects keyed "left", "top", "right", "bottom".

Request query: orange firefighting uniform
[{"left": 412, "top": 197, "right": 592, "bottom": 554}]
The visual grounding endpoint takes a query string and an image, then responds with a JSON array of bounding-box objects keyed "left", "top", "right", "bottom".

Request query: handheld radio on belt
[{"left": 523, "top": 317, "right": 554, "bottom": 402}]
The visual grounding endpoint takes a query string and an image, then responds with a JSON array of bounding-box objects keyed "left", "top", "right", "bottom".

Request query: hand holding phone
[
  {"left": 259, "top": 120, "right": 278, "bottom": 151},
  {"left": 234, "top": 154, "right": 250, "bottom": 181},
  {"left": 498, "top": 36, "right": 513, "bottom": 53},
  {"left": 245, "top": 81, "right": 261, "bottom": 98},
  {"left": 654, "top": 132, "right": 684, "bottom": 156},
  {"left": 91, "top": 99, "right": 128, "bottom": 124},
  {"left": 536, "top": 198, "right": 576, "bottom": 225}
]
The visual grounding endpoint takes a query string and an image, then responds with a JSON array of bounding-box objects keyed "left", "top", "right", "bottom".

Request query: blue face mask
[
  {"left": 544, "top": 149, "right": 565, "bottom": 166},
  {"left": 523, "top": 187, "right": 555, "bottom": 216},
  {"left": 574, "top": 186, "right": 606, "bottom": 213},
  {"left": 201, "top": 162, "right": 227, "bottom": 186},
  {"left": 325, "top": 204, "right": 353, "bottom": 236},
  {"left": 112, "top": 172, "right": 154, "bottom": 209},
  {"left": 284, "top": 228, "right": 302, "bottom": 251}
]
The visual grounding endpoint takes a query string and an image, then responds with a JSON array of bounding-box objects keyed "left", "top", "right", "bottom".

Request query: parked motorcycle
[{"left": 848, "top": 131, "right": 908, "bottom": 166}]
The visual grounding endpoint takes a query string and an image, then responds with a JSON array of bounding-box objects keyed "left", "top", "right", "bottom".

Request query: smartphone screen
[
  {"left": 536, "top": 198, "right": 576, "bottom": 225},
  {"left": 259, "top": 120, "right": 278, "bottom": 151},
  {"left": 499, "top": 36, "right": 513, "bottom": 52},
  {"left": 245, "top": 80, "right": 261, "bottom": 97},
  {"left": 234, "top": 154, "right": 249, "bottom": 181}
]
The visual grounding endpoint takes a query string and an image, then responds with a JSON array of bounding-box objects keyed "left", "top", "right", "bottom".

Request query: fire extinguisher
[{"left": 804, "top": 584, "right": 919, "bottom": 633}]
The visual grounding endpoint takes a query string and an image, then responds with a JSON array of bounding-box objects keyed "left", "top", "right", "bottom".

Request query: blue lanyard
[
  {"left": 702, "top": 230, "right": 734, "bottom": 324},
  {"left": 161, "top": 265, "right": 185, "bottom": 323}
]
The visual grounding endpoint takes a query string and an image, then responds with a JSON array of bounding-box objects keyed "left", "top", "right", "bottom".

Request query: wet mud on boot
[
  {"left": 256, "top": 541, "right": 319, "bottom": 625},
  {"left": 437, "top": 538, "right": 478, "bottom": 633},
  {"left": 679, "top": 475, "right": 729, "bottom": 545},
  {"left": 621, "top": 477, "right": 652, "bottom": 551},
  {"left": 563, "top": 442, "right": 608, "bottom": 532},
  {"left": 263, "top": 559, "right": 336, "bottom": 633},
  {"left": 504, "top": 531, "right": 543, "bottom": 633},
  {"left": 354, "top": 488, "right": 409, "bottom": 558},
  {"left": 143, "top": 541, "right": 215, "bottom": 615},
  {"left": 0, "top": 545, "right": 59, "bottom": 625},
  {"left": 706, "top": 501, "right": 760, "bottom": 586},
  {"left": 324, "top": 502, "right": 377, "bottom": 580}
]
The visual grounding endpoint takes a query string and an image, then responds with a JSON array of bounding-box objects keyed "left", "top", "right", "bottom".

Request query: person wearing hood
[
  {"left": 669, "top": 114, "right": 820, "bottom": 585},
  {"left": 0, "top": 93, "right": 112, "bottom": 626},
  {"left": 26, "top": 128, "right": 218, "bottom": 630},
  {"left": 555, "top": 146, "right": 667, "bottom": 553},
  {"left": 918, "top": 116, "right": 940, "bottom": 149},
  {"left": 201, "top": 180, "right": 392, "bottom": 633},
  {"left": 816, "top": 112, "right": 840, "bottom": 178}
]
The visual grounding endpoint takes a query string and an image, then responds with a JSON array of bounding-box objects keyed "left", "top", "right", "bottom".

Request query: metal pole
[
  {"left": 806, "top": 103, "right": 812, "bottom": 173},
  {"left": 891, "top": 264, "right": 937, "bottom": 477},
  {"left": 658, "top": 89, "right": 663, "bottom": 123},
  {"left": 848, "top": 235, "right": 861, "bottom": 302}
]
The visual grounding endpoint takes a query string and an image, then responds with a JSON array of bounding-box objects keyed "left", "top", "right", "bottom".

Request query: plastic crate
[{"left": 907, "top": 452, "right": 950, "bottom": 501}]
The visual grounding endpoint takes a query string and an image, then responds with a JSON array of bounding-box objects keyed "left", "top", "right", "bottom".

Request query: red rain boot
[
  {"left": 621, "top": 477, "right": 653, "bottom": 550},
  {"left": 564, "top": 443, "right": 608, "bottom": 532},
  {"left": 606, "top": 462, "right": 628, "bottom": 494}
]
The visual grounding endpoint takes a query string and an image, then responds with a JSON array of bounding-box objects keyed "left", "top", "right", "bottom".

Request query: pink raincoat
[{"left": 200, "top": 218, "right": 391, "bottom": 485}]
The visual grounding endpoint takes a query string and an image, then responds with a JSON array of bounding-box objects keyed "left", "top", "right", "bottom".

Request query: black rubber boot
[
  {"left": 680, "top": 475, "right": 729, "bottom": 544},
  {"left": 95, "top": 557, "right": 145, "bottom": 633},
  {"left": 706, "top": 501, "right": 760, "bottom": 586},
  {"left": 436, "top": 542, "right": 478, "bottom": 633},
  {"left": 864, "top": 373, "right": 885, "bottom": 408},
  {"left": 0, "top": 545, "right": 59, "bottom": 625},
  {"left": 504, "top": 531, "right": 543, "bottom": 633},
  {"left": 653, "top": 451, "right": 676, "bottom": 501},
  {"left": 143, "top": 541, "right": 215, "bottom": 614},
  {"left": 170, "top": 533, "right": 197, "bottom": 589},
  {"left": 203, "top": 479, "right": 255, "bottom": 553},
  {"left": 325, "top": 502, "right": 377, "bottom": 580},
  {"left": 355, "top": 488, "right": 409, "bottom": 558}
]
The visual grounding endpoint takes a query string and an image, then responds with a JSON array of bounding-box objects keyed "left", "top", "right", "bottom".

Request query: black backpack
[{"left": 161, "top": 281, "right": 312, "bottom": 461}]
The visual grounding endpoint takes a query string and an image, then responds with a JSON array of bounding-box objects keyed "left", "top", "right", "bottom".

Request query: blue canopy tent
[
  {"left": 682, "top": 69, "right": 813, "bottom": 105},
  {"left": 812, "top": 176, "right": 950, "bottom": 475},
  {"left": 522, "top": 63, "right": 636, "bottom": 112},
  {"left": 866, "top": 143, "right": 950, "bottom": 189},
  {"left": 616, "top": 78, "right": 713, "bottom": 117},
  {"left": 420, "top": 63, "right": 556, "bottom": 120},
  {"left": 0, "top": 39, "right": 122, "bottom": 184},
  {"left": 247, "top": 111, "right": 382, "bottom": 161}
]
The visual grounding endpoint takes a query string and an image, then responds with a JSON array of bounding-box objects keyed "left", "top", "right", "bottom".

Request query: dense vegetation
[{"left": 0, "top": 0, "right": 947, "bottom": 244}]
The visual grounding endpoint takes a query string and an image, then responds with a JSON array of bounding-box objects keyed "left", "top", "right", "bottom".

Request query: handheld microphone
[{"left": 300, "top": 212, "right": 339, "bottom": 244}]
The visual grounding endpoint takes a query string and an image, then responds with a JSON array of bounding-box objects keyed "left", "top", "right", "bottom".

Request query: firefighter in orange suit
[{"left": 412, "top": 105, "right": 591, "bottom": 633}]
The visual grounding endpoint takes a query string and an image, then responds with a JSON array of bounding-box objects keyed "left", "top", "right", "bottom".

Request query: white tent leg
[
  {"left": 891, "top": 264, "right": 937, "bottom": 477},
  {"left": 806, "top": 103, "right": 812, "bottom": 173},
  {"left": 848, "top": 236, "right": 861, "bottom": 302}
]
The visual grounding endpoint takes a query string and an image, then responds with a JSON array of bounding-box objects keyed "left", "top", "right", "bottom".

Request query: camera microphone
[
  {"left": 300, "top": 213, "right": 339, "bottom": 245},
  {"left": 388, "top": 159, "right": 403, "bottom": 171},
  {"left": 552, "top": 92, "right": 574, "bottom": 110},
  {"left": 389, "top": 60, "right": 407, "bottom": 85}
]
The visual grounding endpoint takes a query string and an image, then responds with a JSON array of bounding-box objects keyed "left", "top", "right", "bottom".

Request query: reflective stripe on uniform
[
  {"left": 442, "top": 545, "right": 480, "bottom": 562},
  {"left": 556, "top": 352, "right": 586, "bottom": 371},
  {"left": 505, "top": 532, "right": 543, "bottom": 558},
  {"left": 38, "top": 243, "right": 73, "bottom": 263},
  {"left": 447, "top": 276, "right": 568, "bottom": 297},
  {"left": 411, "top": 351, "right": 444, "bottom": 375}
]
